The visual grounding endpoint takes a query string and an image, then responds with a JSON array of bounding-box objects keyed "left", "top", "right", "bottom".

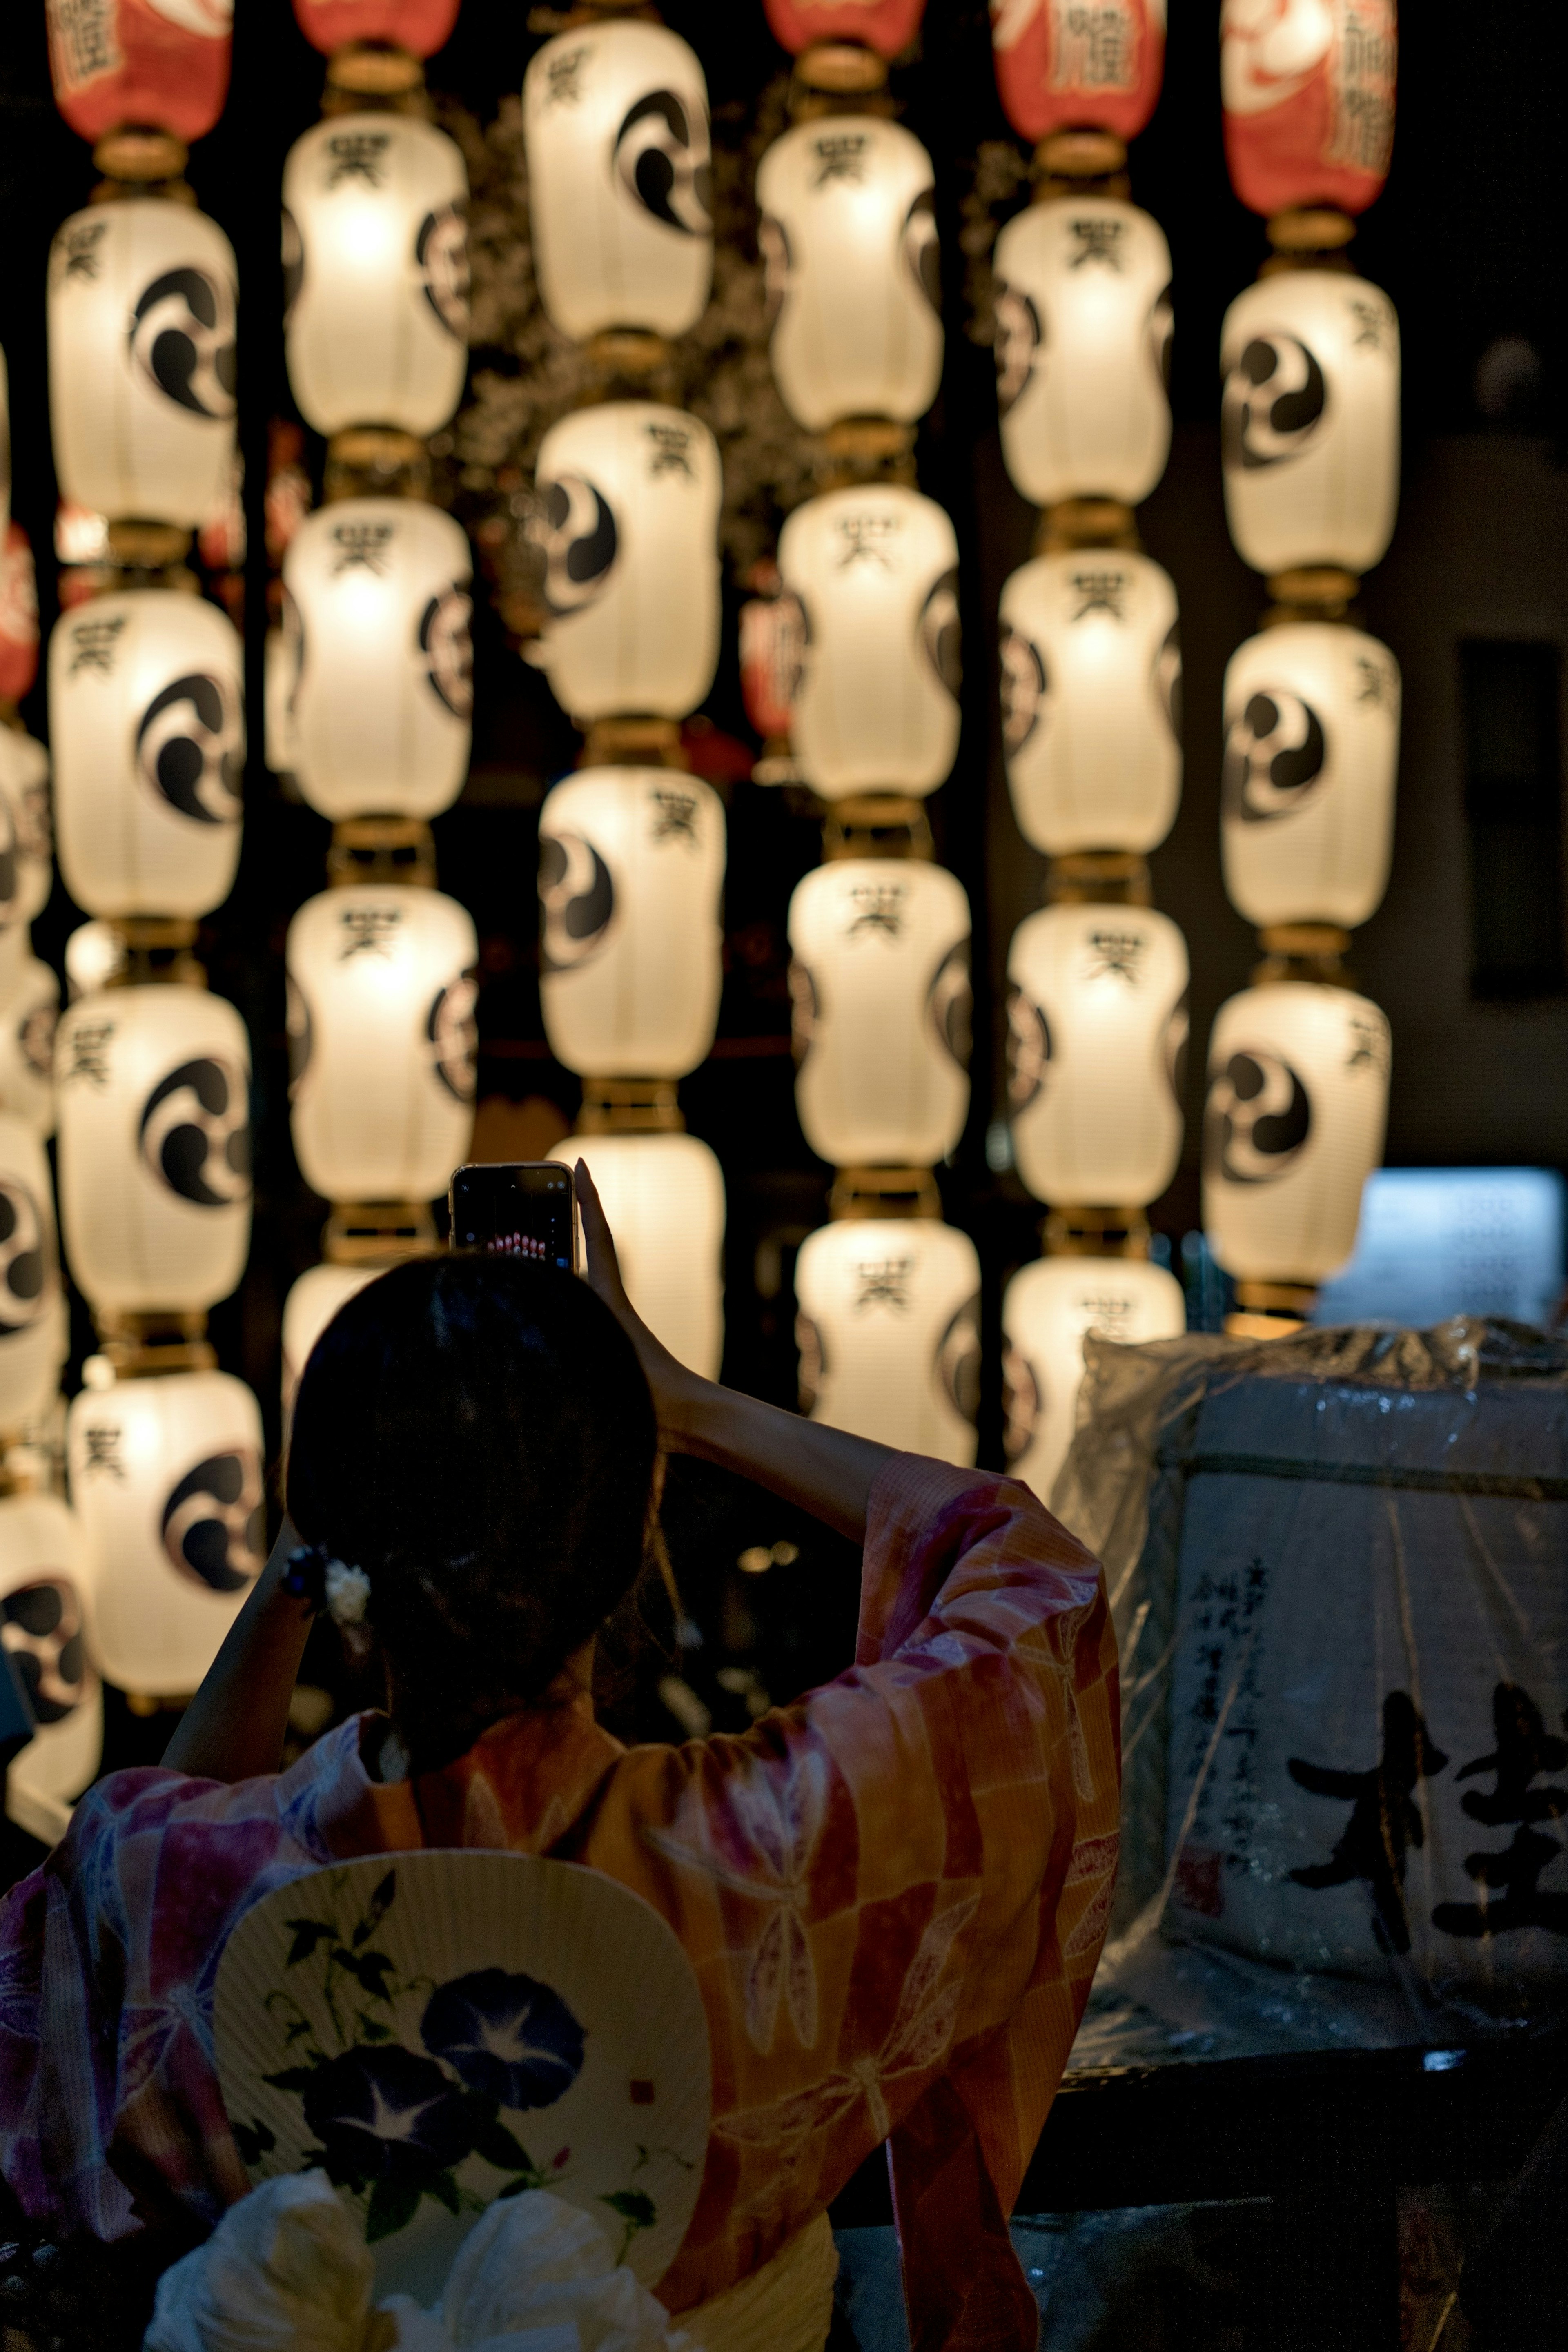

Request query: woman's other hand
[{"left": 574, "top": 1158, "right": 704, "bottom": 1450}]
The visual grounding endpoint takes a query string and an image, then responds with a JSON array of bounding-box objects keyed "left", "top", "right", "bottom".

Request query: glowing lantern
[
  {"left": 0, "top": 1115, "right": 69, "bottom": 1435},
  {"left": 788, "top": 859, "right": 970, "bottom": 1169},
  {"left": 264, "top": 626, "right": 299, "bottom": 781},
  {"left": 282, "top": 1261, "right": 376, "bottom": 1416},
  {"left": 1222, "top": 0, "right": 1396, "bottom": 220},
  {"left": 283, "top": 499, "right": 471, "bottom": 822},
  {"left": 49, "top": 589, "right": 243, "bottom": 921},
  {"left": 68, "top": 1366, "right": 265, "bottom": 1696},
  {"left": 1000, "top": 549, "right": 1180, "bottom": 855},
  {"left": 0, "top": 957, "right": 59, "bottom": 1138},
  {"left": 65, "top": 922, "right": 125, "bottom": 1001},
  {"left": 45, "top": 0, "right": 232, "bottom": 147},
  {"left": 56, "top": 984, "right": 251, "bottom": 1314},
  {"left": 532, "top": 403, "right": 721, "bottom": 725},
  {"left": 1222, "top": 621, "right": 1399, "bottom": 928},
  {"left": 763, "top": 0, "right": 925, "bottom": 53},
  {"left": 1003, "top": 1253, "right": 1185, "bottom": 1504},
  {"left": 990, "top": 0, "right": 1167, "bottom": 144},
  {"left": 1008, "top": 902, "right": 1188, "bottom": 1207},
  {"left": 1203, "top": 979, "right": 1390, "bottom": 1282},
  {"left": 283, "top": 113, "right": 468, "bottom": 442},
  {"left": 0, "top": 1490, "right": 100, "bottom": 1845},
  {"left": 559, "top": 1131, "right": 724, "bottom": 1381},
  {"left": 538, "top": 767, "right": 724, "bottom": 1082},
  {"left": 1221, "top": 269, "right": 1399, "bottom": 578},
  {"left": 755, "top": 118, "right": 942, "bottom": 432},
  {"left": 524, "top": 22, "right": 713, "bottom": 344},
  {"left": 794, "top": 1217, "right": 980, "bottom": 1465},
  {"left": 293, "top": 0, "right": 459, "bottom": 54},
  {"left": 287, "top": 886, "right": 476, "bottom": 1205},
  {"left": 0, "top": 525, "right": 41, "bottom": 706},
  {"left": 0, "top": 726, "right": 54, "bottom": 927},
  {"left": 48, "top": 199, "right": 237, "bottom": 532},
  {"left": 993, "top": 198, "right": 1172, "bottom": 509},
  {"left": 778, "top": 486, "right": 960, "bottom": 801}
]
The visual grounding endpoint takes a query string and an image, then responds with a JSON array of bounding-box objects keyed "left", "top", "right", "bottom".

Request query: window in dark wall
[{"left": 1460, "top": 639, "right": 1567, "bottom": 998}]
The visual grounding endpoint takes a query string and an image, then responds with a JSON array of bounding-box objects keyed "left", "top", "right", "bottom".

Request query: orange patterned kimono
[{"left": 0, "top": 1455, "right": 1120, "bottom": 2349}]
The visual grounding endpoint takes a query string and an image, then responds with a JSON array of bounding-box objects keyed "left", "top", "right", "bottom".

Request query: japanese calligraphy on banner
[
  {"left": 1222, "top": 0, "right": 1397, "bottom": 218},
  {"left": 45, "top": 0, "right": 232, "bottom": 145},
  {"left": 990, "top": 0, "right": 1167, "bottom": 145}
]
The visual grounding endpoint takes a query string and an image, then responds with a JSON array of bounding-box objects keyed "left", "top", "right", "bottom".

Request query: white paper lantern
[
  {"left": 1203, "top": 980, "right": 1391, "bottom": 1284},
  {"left": 993, "top": 197, "right": 1173, "bottom": 509},
  {"left": 788, "top": 858, "right": 970, "bottom": 1169},
  {"left": 538, "top": 767, "right": 724, "bottom": 1081},
  {"left": 1221, "top": 270, "right": 1400, "bottom": 578},
  {"left": 524, "top": 20, "right": 713, "bottom": 343},
  {"left": 1003, "top": 1254, "right": 1185, "bottom": 1508},
  {"left": 1221, "top": 621, "right": 1400, "bottom": 929},
  {"left": 0, "top": 956, "right": 58, "bottom": 1138},
  {"left": 283, "top": 499, "right": 472, "bottom": 823},
  {"left": 48, "top": 199, "right": 237, "bottom": 530},
  {"left": 558, "top": 1131, "right": 723, "bottom": 1380},
  {"left": 794, "top": 1217, "right": 979, "bottom": 1465},
  {"left": 0, "top": 728, "right": 53, "bottom": 926},
  {"left": 49, "top": 589, "right": 243, "bottom": 921},
  {"left": 1009, "top": 902, "right": 1188, "bottom": 1208},
  {"left": 0, "top": 1114, "right": 68, "bottom": 1436},
  {"left": 0, "top": 1491, "right": 101, "bottom": 1846},
  {"left": 779, "top": 486, "right": 960, "bottom": 802},
  {"left": 282, "top": 1261, "right": 377, "bottom": 1417},
  {"left": 288, "top": 886, "right": 477, "bottom": 1205},
  {"left": 56, "top": 984, "right": 252, "bottom": 1315},
  {"left": 65, "top": 921, "right": 123, "bottom": 1001},
  {"left": 68, "top": 1367, "right": 266, "bottom": 1696},
  {"left": 1000, "top": 550, "right": 1180, "bottom": 857},
  {"left": 755, "top": 116, "right": 943, "bottom": 432},
  {"left": 283, "top": 113, "right": 468, "bottom": 440},
  {"left": 532, "top": 403, "right": 721, "bottom": 725}
]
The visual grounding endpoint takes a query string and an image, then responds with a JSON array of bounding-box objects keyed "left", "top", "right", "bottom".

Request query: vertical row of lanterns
[
  {"left": 275, "top": 0, "right": 479, "bottom": 1400},
  {"left": 986, "top": 1, "right": 1189, "bottom": 1503},
  {"left": 1202, "top": 0, "right": 1399, "bottom": 1336},
  {"left": 748, "top": 6, "right": 982, "bottom": 1465},
  {"left": 28, "top": 2, "right": 258, "bottom": 1801},
  {"left": 523, "top": 7, "right": 727, "bottom": 1381}
]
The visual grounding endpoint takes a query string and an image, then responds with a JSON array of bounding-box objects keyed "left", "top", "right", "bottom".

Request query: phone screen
[{"left": 449, "top": 1163, "right": 577, "bottom": 1272}]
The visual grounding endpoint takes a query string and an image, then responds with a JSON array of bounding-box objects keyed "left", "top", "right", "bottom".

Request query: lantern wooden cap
[
  {"left": 829, "top": 1166, "right": 943, "bottom": 1221},
  {"left": 579, "top": 717, "right": 687, "bottom": 770},
  {"left": 105, "top": 520, "right": 194, "bottom": 571},
  {"left": 1043, "top": 1206, "right": 1152, "bottom": 1260},
  {"left": 1225, "top": 1279, "right": 1318, "bottom": 1341},
  {"left": 325, "top": 1201, "right": 440, "bottom": 1264},
  {"left": 813, "top": 417, "right": 918, "bottom": 492},
  {"left": 327, "top": 817, "right": 439, "bottom": 889},
  {"left": 1250, "top": 924, "right": 1353, "bottom": 987},
  {"left": 1264, "top": 565, "right": 1360, "bottom": 623},
  {"left": 96, "top": 1309, "right": 218, "bottom": 1380},
  {"left": 584, "top": 330, "right": 678, "bottom": 384},
  {"left": 794, "top": 42, "right": 889, "bottom": 95},
  {"left": 1035, "top": 130, "right": 1128, "bottom": 180},
  {"left": 821, "top": 795, "right": 934, "bottom": 862},
  {"left": 325, "top": 41, "right": 425, "bottom": 97},
  {"left": 1267, "top": 207, "right": 1356, "bottom": 255},
  {"left": 92, "top": 127, "right": 189, "bottom": 183},
  {"left": 102, "top": 918, "right": 206, "bottom": 990},
  {"left": 1046, "top": 851, "right": 1153, "bottom": 908},
  {"left": 324, "top": 429, "right": 432, "bottom": 506},
  {"left": 577, "top": 1078, "right": 685, "bottom": 1134},
  {"left": 1034, "top": 499, "right": 1140, "bottom": 557}
]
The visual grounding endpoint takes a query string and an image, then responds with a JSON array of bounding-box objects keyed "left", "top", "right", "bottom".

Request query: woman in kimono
[{"left": 0, "top": 1168, "right": 1119, "bottom": 2352}]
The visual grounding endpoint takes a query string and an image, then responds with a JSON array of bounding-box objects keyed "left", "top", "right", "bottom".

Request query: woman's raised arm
[{"left": 159, "top": 1520, "right": 316, "bottom": 1783}]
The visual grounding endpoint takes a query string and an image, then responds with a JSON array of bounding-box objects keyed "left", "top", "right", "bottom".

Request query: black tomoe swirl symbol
[
  {"left": 419, "top": 583, "right": 474, "bottom": 719},
  {"left": 1206, "top": 1049, "right": 1312, "bottom": 1183},
  {"left": 903, "top": 187, "right": 941, "bottom": 314},
  {"left": 285, "top": 975, "right": 312, "bottom": 1100},
  {"left": 927, "top": 939, "right": 973, "bottom": 1071},
  {"left": 138, "top": 1056, "right": 252, "bottom": 1208},
  {"left": 1148, "top": 283, "right": 1174, "bottom": 394},
  {"left": 160, "top": 1449, "right": 265, "bottom": 1596},
  {"left": 1001, "top": 1342, "right": 1041, "bottom": 1467},
  {"left": 129, "top": 267, "right": 238, "bottom": 419},
  {"left": 993, "top": 282, "right": 1042, "bottom": 418},
  {"left": 1223, "top": 689, "right": 1327, "bottom": 821},
  {"left": 1000, "top": 628, "right": 1048, "bottom": 756},
  {"left": 937, "top": 1294, "right": 982, "bottom": 1429},
  {"left": 281, "top": 205, "right": 304, "bottom": 324},
  {"left": 758, "top": 214, "right": 792, "bottom": 327},
  {"left": 1222, "top": 334, "right": 1327, "bottom": 471},
  {"left": 0, "top": 793, "right": 18, "bottom": 933},
  {"left": 1156, "top": 620, "right": 1182, "bottom": 744},
  {"left": 1006, "top": 989, "right": 1052, "bottom": 1112},
  {"left": 427, "top": 971, "right": 479, "bottom": 1104},
  {"left": 919, "top": 568, "right": 962, "bottom": 702},
  {"left": 0, "top": 1177, "right": 48, "bottom": 1331},
  {"left": 1164, "top": 989, "right": 1191, "bottom": 1108},
  {"left": 614, "top": 89, "right": 712, "bottom": 234},
  {"left": 787, "top": 958, "right": 819, "bottom": 1067},
  {"left": 538, "top": 833, "right": 615, "bottom": 970},
  {"left": 135, "top": 673, "right": 243, "bottom": 826},
  {"left": 2, "top": 1579, "right": 88, "bottom": 1726},
  {"left": 531, "top": 475, "right": 617, "bottom": 615},
  {"left": 416, "top": 203, "right": 470, "bottom": 337},
  {"left": 795, "top": 1311, "right": 826, "bottom": 1417}
]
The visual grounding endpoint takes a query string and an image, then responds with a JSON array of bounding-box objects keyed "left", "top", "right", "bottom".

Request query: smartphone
[{"left": 449, "top": 1162, "right": 577, "bottom": 1272}]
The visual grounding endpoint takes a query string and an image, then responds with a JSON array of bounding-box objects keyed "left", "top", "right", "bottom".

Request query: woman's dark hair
[{"left": 287, "top": 1254, "right": 658, "bottom": 1764}]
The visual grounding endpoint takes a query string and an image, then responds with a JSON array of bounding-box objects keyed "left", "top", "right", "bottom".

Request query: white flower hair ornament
[{"left": 283, "top": 1544, "right": 372, "bottom": 1627}]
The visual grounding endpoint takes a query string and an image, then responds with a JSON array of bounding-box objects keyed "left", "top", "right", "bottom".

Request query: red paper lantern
[
  {"left": 0, "top": 530, "right": 39, "bottom": 710},
  {"left": 292, "top": 0, "right": 460, "bottom": 59},
  {"left": 1222, "top": 0, "right": 1396, "bottom": 218},
  {"left": 45, "top": 0, "right": 232, "bottom": 147},
  {"left": 990, "top": 0, "right": 1166, "bottom": 146},
  {"left": 763, "top": 0, "right": 925, "bottom": 60}
]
